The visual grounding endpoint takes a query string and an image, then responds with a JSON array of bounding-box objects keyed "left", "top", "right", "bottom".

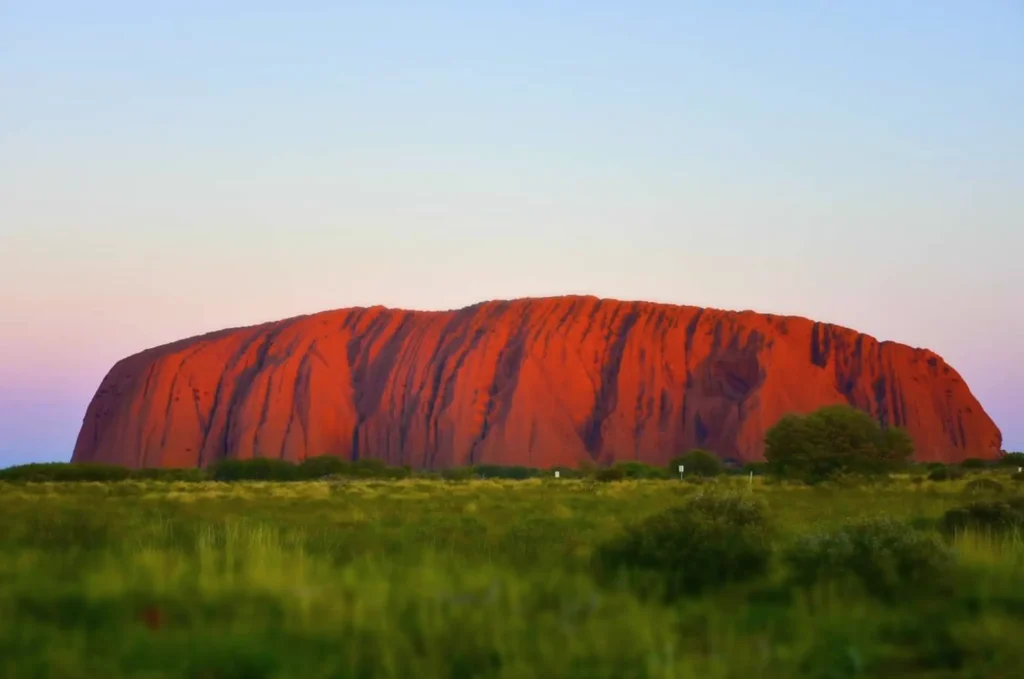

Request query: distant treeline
[
  {"left": 4, "top": 406, "right": 1021, "bottom": 483},
  {"left": 0, "top": 455, "right": 718, "bottom": 483},
  {"left": 1, "top": 450, "right": 1021, "bottom": 483}
]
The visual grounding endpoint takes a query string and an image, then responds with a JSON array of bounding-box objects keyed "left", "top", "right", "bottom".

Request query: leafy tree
[
  {"left": 669, "top": 449, "right": 724, "bottom": 478},
  {"left": 996, "top": 452, "right": 1024, "bottom": 467},
  {"left": 764, "top": 405, "right": 913, "bottom": 483}
]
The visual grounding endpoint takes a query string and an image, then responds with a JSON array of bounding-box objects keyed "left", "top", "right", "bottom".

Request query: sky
[{"left": 1, "top": 1, "right": 1021, "bottom": 465}]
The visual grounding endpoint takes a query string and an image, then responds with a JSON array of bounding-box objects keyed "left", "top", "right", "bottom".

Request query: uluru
[{"left": 71, "top": 296, "right": 1002, "bottom": 469}]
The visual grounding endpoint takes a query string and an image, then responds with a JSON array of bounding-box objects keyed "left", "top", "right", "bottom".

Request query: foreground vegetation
[{"left": 2, "top": 471, "right": 1024, "bottom": 678}]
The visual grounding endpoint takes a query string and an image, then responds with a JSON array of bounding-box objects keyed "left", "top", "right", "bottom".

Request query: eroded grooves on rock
[{"left": 72, "top": 296, "right": 1003, "bottom": 468}]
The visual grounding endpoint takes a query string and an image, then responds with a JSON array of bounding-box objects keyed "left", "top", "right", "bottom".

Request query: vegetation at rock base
[
  {"left": 669, "top": 449, "right": 724, "bottom": 478},
  {"left": 996, "top": 451, "right": 1024, "bottom": 467},
  {"left": 764, "top": 405, "right": 915, "bottom": 483},
  {"left": 960, "top": 457, "right": 989, "bottom": 469}
]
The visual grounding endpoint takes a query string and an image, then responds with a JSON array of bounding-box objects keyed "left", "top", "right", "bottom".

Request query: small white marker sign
[{"left": 554, "top": 471, "right": 560, "bottom": 479}]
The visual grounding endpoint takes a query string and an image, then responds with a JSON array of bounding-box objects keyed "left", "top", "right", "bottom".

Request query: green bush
[
  {"left": 388, "top": 464, "right": 414, "bottom": 479},
  {"left": 209, "top": 458, "right": 301, "bottom": 481},
  {"left": 548, "top": 466, "right": 582, "bottom": 479},
  {"left": 440, "top": 466, "right": 474, "bottom": 481},
  {"left": 669, "top": 449, "right": 723, "bottom": 478},
  {"left": 298, "top": 455, "right": 350, "bottom": 479},
  {"left": 784, "top": 519, "right": 954, "bottom": 601},
  {"left": 0, "top": 462, "right": 133, "bottom": 482},
  {"left": 765, "top": 406, "right": 913, "bottom": 483},
  {"left": 941, "top": 498, "right": 1024, "bottom": 535},
  {"left": 960, "top": 458, "right": 988, "bottom": 469},
  {"left": 595, "top": 467, "right": 626, "bottom": 483},
  {"left": 473, "top": 465, "right": 539, "bottom": 480},
  {"left": 348, "top": 458, "right": 390, "bottom": 478},
  {"left": 592, "top": 493, "right": 772, "bottom": 600},
  {"left": 131, "top": 467, "right": 207, "bottom": 482},
  {"left": 963, "top": 478, "right": 1005, "bottom": 494},
  {"left": 995, "top": 452, "right": 1024, "bottom": 467},
  {"left": 612, "top": 461, "right": 669, "bottom": 479},
  {"left": 928, "top": 467, "right": 964, "bottom": 482},
  {"left": 742, "top": 462, "right": 768, "bottom": 476}
]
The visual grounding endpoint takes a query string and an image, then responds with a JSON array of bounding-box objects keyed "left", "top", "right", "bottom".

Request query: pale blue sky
[{"left": 1, "top": 1, "right": 1021, "bottom": 463}]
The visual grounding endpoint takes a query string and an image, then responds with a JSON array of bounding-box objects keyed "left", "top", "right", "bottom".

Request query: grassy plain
[{"left": 1, "top": 475, "right": 1023, "bottom": 678}]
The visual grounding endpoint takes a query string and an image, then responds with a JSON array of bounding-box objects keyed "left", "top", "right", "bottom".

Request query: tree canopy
[{"left": 764, "top": 405, "right": 914, "bottom": 482}]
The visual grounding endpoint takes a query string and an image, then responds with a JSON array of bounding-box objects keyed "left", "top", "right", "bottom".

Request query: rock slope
[{"left": 72, "top": 296, "right": 1002, "bottom": 468}]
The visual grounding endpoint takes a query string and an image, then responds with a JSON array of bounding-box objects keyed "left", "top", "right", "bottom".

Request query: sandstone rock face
[{"left": 72, "top": 297, "right": 1002, "bottom": 468}]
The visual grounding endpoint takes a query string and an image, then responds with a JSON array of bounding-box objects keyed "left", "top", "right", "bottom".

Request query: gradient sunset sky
[{"left": 2, "top": 2, "right": 1021, "bottom": 465}]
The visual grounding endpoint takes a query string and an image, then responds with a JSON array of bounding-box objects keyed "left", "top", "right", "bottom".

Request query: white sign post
[
  {"left": 554, "top": 470, "right": 560, "bottom": 479},
  {"left": 678, "top": 464, "right": 684, "bottom": 480}
]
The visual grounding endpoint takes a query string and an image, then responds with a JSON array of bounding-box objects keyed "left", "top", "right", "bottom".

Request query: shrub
[
  {"left": 784, "top": 519, "right": 954, "bottom": 601},
  {"left": 927, "top": 467, "right": 964, "bottom": 482},
  {"left": 592, "top": 493, "right": 772, "bottom": 599},
  {"left": 347, "top": 458, "right": 390, "bottom": 478},
  {"left": 441, "top": 466, "right": 474, "bottom": 481},
  {"left": 669, "top": 449, "right": 724, "bottom": 478},
  {"left": 548, "top": 466, "right": 582, "bottom": 479},
  {"left": 131, "top": 467, "right": 207, "bottom": 482},
  {"left": 960, "top": 458, "right": 988, "bottom": 469},
  {"left": 963, "top": 478, "right": 1005, "bottom": 494},
  {"left": 298, "top": 455, "right": 350, "bottom": 479},
  {"left": 0, "top": 462, "right": 133, "bottom": 482},
  {"left": 996, "top": 452, "right": 1024, "bottom": 467},
  {"left": 386, "top": 464, "right": 413, "bottom": 479},
  {"left": 609, "top": 461, "right": 669, "bottom": 479},
  {"left": 764, "top": 405, "right": 913, "bottom": 483},
  {"left": 595, "top": 467, "right": 626, "bottom": 483},
  {"left": 941, "top": 499, "right": 1024, "bottom": 535},
  {"left": 473, "top": 465, "right": 539, "bottom": 480},
  {"left": 742, "top": 462, "right": 769, "bottom": 476},
  {"left": 209, "top": 458, "right": 300, "bottom": 481}
]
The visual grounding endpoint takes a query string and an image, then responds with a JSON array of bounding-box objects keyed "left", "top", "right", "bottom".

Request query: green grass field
[{"left": 2, "top": 475, "right": 1023, "bottom": 678}]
